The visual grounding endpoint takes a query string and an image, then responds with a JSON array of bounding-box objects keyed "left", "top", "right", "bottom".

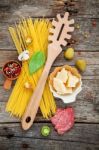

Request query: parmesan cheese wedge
[
  {"left": 53, "top": 78, "right": 67, "bottom": 94},
  {"left": 53, "top": 78, "right": 72, "bottom": 94},
  {"left": 50, "top": 80, "right": 82, "bottom": 103},
  {"left": 56, "top": 68, "right": 68, "bottom": 83},
  {"left": 65, "top": 87, "right": 72, "bottom": 94},
  {"left": 67, "top": 72, "right": 79, "bottom": 87}
]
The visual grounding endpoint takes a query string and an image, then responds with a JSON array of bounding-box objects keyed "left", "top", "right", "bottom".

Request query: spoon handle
[{"left": 21, "top": 59, "right": 53, "bottom": 130}]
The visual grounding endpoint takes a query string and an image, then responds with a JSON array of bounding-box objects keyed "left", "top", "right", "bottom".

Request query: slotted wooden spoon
[{"left": 22, "top": 12, "right": 74, "bottom": 130}]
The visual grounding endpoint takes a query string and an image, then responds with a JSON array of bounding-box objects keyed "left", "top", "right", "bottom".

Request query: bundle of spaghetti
[{"left": 6, "top": 18, "right": 56, "bottom": 118}]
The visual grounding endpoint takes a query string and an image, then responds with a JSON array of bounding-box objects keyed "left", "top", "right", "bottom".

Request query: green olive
[
  {"left": 64, "top": 48, "right": 74, "bottom": 60},
  {"left": 41, "top": 126, "right": 51, "bottom": 136},
  {"left": 76, "top": 59, "right": 86, "bottom": 72}
]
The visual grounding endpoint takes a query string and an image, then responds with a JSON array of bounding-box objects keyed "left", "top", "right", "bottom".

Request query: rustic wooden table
[{"left": 0, "top": 0, "right": 99, "bottom": 150}]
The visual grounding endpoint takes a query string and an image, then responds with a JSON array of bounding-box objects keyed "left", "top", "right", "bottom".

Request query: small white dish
[{"left": 49, "top": 80, "right": 82, "bottom": 104}]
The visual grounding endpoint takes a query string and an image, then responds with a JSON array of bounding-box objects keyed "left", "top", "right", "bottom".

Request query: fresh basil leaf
[{"left": 29, "top": 51, "right": 45, "bottom": 75}]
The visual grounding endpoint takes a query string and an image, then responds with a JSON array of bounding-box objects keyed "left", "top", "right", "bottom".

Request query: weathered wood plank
[
  {"left": 0, "top": 136, "right": 99, "bottom": 150},
  {"left": 1, "top": 64, "right": 99, "bottom": 86},
  {"left": 0, "top": 123, "right": 99, "bottom": 145},
  {"left": 0, "top": 50, "right": 99, "bottom": 78},
  {"left": 0, "top": 50, "right": 99, "bottom": 67},
  {"left": 0, "top": 16, "right": 99, "bottom": 50},
  {"left": 93, "top": 90, "right": 99, "bottom": 111},
  {"left": 0, "top": 0, "right": 99, "bottom": 21},
  {"left": 0, "top": 79, "right": 99, "bottom": 123},
  {"left": 53, "top": 51, "right": 99, "bottom": 66},
  {"left": 1, "top": 65, "right": 99, "bottom": 87},
  {"left": 0, "top": 79, "right": 98, "bottom": 102},
  {"left": 0, "top": 51, "right": 99, "bottom": 84},
  {"left": 0, "top": 0, "right": 98, "bottom": 51}
]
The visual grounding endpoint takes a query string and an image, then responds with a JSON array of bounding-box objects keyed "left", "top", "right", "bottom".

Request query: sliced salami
[
  {"left": 51, "top": 108, "right": 63, "bottom": 126},
  {"left": 51, "top": 107, "right": 74, "bottom": 134}
]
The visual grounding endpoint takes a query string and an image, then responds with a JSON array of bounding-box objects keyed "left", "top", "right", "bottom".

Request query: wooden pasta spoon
[{"left": 22, "top": 12, "right": 74, "bottom": 130}]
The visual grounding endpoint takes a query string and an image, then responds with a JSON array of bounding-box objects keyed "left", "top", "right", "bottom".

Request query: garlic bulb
[{"left": 18, "top": 50, "right": 29, "bottom": 61}]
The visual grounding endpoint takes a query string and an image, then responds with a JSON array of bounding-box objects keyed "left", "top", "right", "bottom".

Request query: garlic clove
[{"left": 24, "top": 82, "right": 32, "bottom": 89}]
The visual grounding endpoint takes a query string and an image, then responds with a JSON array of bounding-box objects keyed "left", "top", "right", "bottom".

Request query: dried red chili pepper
[
  {"left": 92, "top": 20, "right": 96, "bottom": 27},
  {"left": 4, "top": 61, "right": 21, "bottom": 79}
]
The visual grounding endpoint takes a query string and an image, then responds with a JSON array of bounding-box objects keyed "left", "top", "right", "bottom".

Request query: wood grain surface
[{"left": 0, "top": 0, "right": 99, "bottom": 149}]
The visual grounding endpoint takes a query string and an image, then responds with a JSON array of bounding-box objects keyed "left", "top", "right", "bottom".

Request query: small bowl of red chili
[{"left": 3, "top": 60, "right": 21, "bottom": 89}]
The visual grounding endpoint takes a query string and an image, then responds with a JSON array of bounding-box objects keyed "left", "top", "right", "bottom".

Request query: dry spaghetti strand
[{"left": 6, "top": 18, "right": 56, "bottom": 119}]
